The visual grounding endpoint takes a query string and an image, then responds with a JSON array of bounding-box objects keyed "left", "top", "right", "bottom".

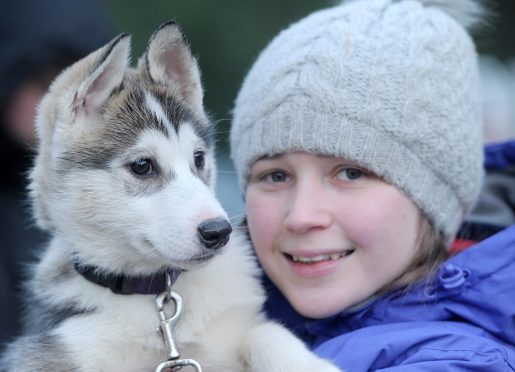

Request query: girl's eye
[
  {"left": 263, "top": 170, "right": 289, "bottom": 183},
  {"left": 130, "top": 158, "right": 154, "bottom": 176},
  {"left": 194, "top": 150, "right": 205, "bottom": 170},
  {"left": 338, "top": 167, "right": 364, "bottom": 181}
]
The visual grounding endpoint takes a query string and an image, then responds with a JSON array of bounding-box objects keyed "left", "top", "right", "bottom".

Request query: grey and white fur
[{"left": 0, "top": 22, "right": 340, "bottom": 372}]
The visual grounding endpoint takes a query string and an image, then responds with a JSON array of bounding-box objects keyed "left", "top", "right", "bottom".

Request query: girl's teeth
[
  {"left": 291, "top": 253, "right": 343, "bottom": 263},
  {"left": 290, "top": 250, "right": 355, "bottom": 263}
]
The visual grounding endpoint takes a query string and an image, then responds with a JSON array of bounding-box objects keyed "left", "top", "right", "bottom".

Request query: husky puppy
[{"left": 0, "top": 22, "right": 340, "bottom": 372}]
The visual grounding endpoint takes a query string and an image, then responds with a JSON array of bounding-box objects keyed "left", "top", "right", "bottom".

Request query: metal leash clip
[{"left": 154, "top": 273, "right": 202, "bottom": 372}]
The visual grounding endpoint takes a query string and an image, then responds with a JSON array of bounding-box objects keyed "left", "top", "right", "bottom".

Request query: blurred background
[{"left": 0, "top": 0, "right": 514, "bottom": 345}]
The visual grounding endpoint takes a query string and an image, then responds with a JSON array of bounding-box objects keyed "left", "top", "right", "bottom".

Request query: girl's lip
[
  {"left": 283, "top": 250, "right": 354, "bottom": 278},
  {"left": 287, "top": 250, "right": 354, "bottom": 263},
  {"left": 283, "top": 248, "right": 355, "bottom": 260}
]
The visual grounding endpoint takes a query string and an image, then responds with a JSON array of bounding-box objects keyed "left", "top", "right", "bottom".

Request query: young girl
[{"left": 230, "top": 0, "right": 515, "bottom": 369}]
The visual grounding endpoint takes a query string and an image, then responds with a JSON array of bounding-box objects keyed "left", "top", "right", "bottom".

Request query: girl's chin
[
  {"left": 283, "top": 286, "right": 355, "bottom": 319},
  {"left": 290, "top": 298, "right": 346, "bottom": 319}
]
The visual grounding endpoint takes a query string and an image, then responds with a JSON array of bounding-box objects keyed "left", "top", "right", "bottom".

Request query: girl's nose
[{"left": 283, "top": 178, "right": 332, "bottom": 234}]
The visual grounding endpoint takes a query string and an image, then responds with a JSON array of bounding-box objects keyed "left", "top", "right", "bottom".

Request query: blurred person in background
[{"left": 0, "top": 0, "right": 113, "bottom": 345}]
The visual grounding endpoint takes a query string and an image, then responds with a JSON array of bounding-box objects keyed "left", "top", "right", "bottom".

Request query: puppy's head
[{"left": 30, "top": 22, "right": 230, "bottom": 273}]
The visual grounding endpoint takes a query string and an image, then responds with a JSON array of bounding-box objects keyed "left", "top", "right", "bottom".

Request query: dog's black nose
[{"left": 197, "top": 218, "right": 232, "bottom": 250}]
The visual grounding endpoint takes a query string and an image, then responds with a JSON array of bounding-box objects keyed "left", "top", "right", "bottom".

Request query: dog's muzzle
[{"left": 197, "top": 218, "right": 232, "bottom": 250}]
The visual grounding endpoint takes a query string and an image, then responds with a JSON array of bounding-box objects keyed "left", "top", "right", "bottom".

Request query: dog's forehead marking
[
  {"left": 136, "top": 120, "right": 201, "bottom": 166},
  {"left": 144, "top": 91, "right": 172, "bottom": 136},
  {"left": 56, "top": 86, "right": 212, "bottom": 175},
  {"left": 140, "top": 91, "right": 203, "bottom": 168}
]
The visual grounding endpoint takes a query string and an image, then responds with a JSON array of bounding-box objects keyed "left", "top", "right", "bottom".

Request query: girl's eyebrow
[{"left": 255, "top": 153, "right": 285, "bottom": 162}]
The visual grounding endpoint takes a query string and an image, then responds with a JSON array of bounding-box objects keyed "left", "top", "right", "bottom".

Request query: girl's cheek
[
  {"left": 246, "top": 190, "right": 270, "bottom": 232},
  {"left": 246, "top": 185, "right": 279, "bottom": 215},
  {"left": 346, "top": 190, "right": 419, "bottom": 250},
  {"left": 246, "top": 190, "right": 282, "bottom": 249}
]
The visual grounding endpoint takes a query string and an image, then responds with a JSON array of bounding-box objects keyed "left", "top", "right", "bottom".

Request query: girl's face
[{"left": 246, "top": 152, "right": 421, "bottom": 318}]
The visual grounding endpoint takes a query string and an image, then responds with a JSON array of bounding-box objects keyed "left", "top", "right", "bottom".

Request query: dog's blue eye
[
  {"left": 194, "top": 151, "right": 205, "bottom": 170},
  {"left": 130, "top": 158, "right": 154, "bottom": 176}
]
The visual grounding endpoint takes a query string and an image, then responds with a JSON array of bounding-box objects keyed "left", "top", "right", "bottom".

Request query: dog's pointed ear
[
  {"left": 71, "top": 33, "right": 131, "bottom": 118},
  {"left": 142, "top": 21, "right": 204, "bottom": 113}
]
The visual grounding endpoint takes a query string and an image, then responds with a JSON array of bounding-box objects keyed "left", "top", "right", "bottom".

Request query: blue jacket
[{"left": 263, "top": 141, "right": 515, "bottom": 371}]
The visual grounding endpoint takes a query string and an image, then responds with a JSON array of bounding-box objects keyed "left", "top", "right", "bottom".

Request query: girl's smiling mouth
[{"left": 285, "top": 250, "right": 355, "bottom": 264}]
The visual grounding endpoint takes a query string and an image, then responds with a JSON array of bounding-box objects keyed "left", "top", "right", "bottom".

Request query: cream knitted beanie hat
[{"left": 230, "top": 0, "right": 485, "bottom": 244}]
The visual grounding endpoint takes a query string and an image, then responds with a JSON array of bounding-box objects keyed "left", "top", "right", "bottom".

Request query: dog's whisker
[{"left": 213, "top": 118, "right": 232, "bottom": 125}]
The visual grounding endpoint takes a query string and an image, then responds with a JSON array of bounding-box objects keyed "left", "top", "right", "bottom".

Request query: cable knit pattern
[{"left": 231, "top": 0, "right": 484, "bottom": 245}]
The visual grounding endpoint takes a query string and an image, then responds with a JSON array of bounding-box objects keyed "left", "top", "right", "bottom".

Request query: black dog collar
[{"left": 74, "top": 262, "right": 183, "bottom": 295}]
